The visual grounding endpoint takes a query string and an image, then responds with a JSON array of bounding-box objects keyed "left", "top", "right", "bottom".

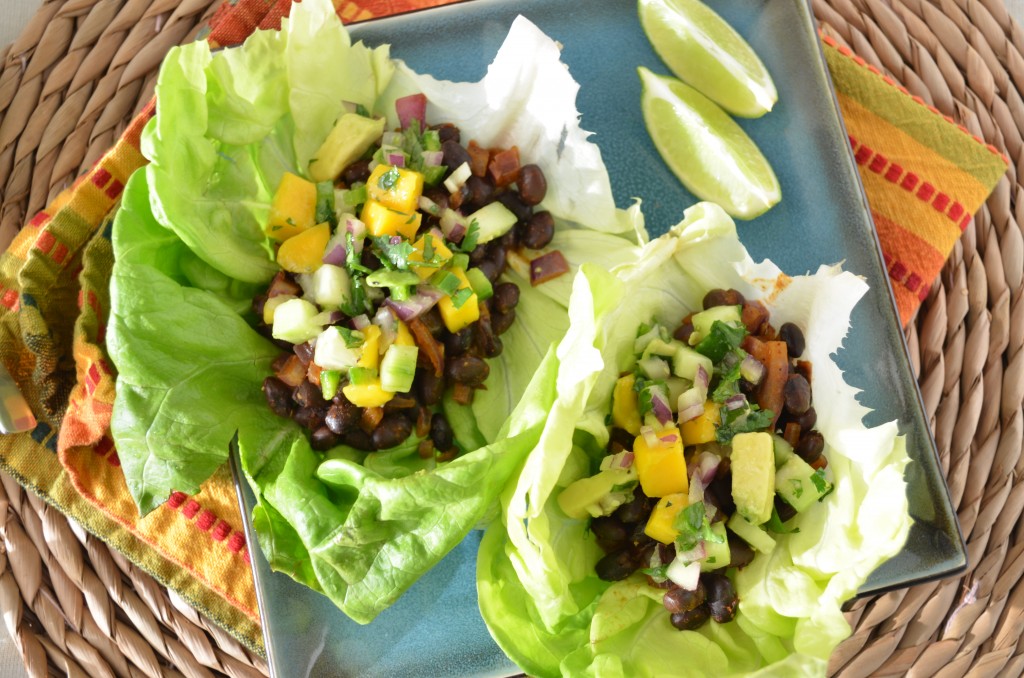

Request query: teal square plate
[{"left": 231, "top": 0, "right": 967, "bottom": 674}]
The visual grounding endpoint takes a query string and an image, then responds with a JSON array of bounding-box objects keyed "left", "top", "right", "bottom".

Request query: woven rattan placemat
[{"left": 1, "top": 0, "right": 1022, "bottom": 676}]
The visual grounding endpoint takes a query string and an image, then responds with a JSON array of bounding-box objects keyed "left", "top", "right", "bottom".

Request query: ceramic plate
[{"left": 232, "top": 0, "right": 966, "bottom": 674}]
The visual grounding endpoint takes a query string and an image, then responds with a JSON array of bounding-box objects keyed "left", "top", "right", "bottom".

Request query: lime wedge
[
  {"left": 639, "top": 67, "right": 780, "bottom": 220},
  {"left": 638, "top": 0, "right": 777, "bottom": 118}
]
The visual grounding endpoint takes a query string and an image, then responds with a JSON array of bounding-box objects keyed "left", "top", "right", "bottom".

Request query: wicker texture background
[{"left": 0, "top": 0, "right": 1022, "bottom": 676}]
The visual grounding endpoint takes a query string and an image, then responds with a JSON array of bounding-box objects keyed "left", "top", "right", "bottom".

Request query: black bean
[
  {"left": 293, "top": 341, "right": 314, "bottom": 365},
  {"left": 499, "top": 228, "right": 519, "bottom": 250},
  {"left": 591, "top": 516, "right": 629, "bottom": 552},
  {"left": 469, "top": 244, "right": 489, "bottom": 265},
  {"left": 673, "top": 321, "right": 694, "bottom": 344},
  {"left": 464, "top": 175, "right": 493, "bottom": 210},
  {"left": 446, "top": 355, "right": 490, "bottom": 385},
  {"left": 263, "top": 377, "right": 295, "bottom": 418},
  {"left": 342, "top": 429, "right": 374, "bottom": 451},
  {"left": 517, "top": 164, "right": 547, "bottom": 206},
  {"left": 475, "top": 259, "right": 501, "bottom": 284},
  {"left": 522, "top": 211, "right": 555, "bottom": 250},
  {"left": 486, "top": 241, "right": 507, "bottom": 273},
  {"left": 708, "top": 459, "right": 736, "bottom": 516},
  {"left": 420, "top": 308, "right": 446, "bottom": 338},
  {"left": 490, "top": 309, "right": 516, "bottom": 336},
  {"left": 775, "top": 496, "right": 798, "bottom": 522},
  {"left": 445, "top": 327, "right": 474, "bottom": 356},
  {"left": 704, "top": 573, "right": 739, "bottom": 623},
  {"left": 670, "top": 605, "right": 711, "bottom": 630},
  {"left": 609, "top": 427, "right": 636, "bottom": 452},
  {"left": 778, "top": 322, "right": 806, "bottom": 358},
  {"left": 493, "top": 282, "right": 520, "bottom": 314},
  {"left": 342, "top": 159, "right": 372, "bottom": 185},
  {"left": 325, "top": 400, "right": 360, "bottom": 435},
  {"left": 293, "top": 406, "right": 326, "bottom": 431},
  {"left": 474, "top": 310, "right": 503, "bottom": 358},
  {"left": 793, "top": 406, "right": 817, "bottom": 432},
  {"left": 783, "top": 374, "right": 811, "bottom": 414},
  {"left": 628, "top": 522, "right": 655, "bottom": 553},
  {"left": 595, "top": 549, "right": 639, "bottom": 581},
  {"left": 417, "top": 370, "right": 446, "bottom": 406},
  {"left": 726, "top": 533, "right": 755, "bottom": 570},
  {"left": 663, "top": 583, "right": 706, "bottom": 614},
  {"left": 497, "top": 191, "right": 533, "bottom": 222},
  {"left": 795, "top": 430, "right": 825, "bottom": 464},
  {"left": 371, "top": 414, "right": 413, "bottom": 450},
  {"left": 423, "top": 186, "right": 450, "bottom": 211},
  {"left": 430, "top": 413, "right": 454, "bottom": 451},
  {"left": 433, "top": 123, "right": 460, "bottom": 144},
  {"left": 310, "top": 426, "right": 340, "bottom": 451},
  {"left": 702, "top": 288, "right": 745, "bottom": 309},
  {"left": 441, "top": 139, "right": 471, "bottom": 172},
  {"left": 613, "top": 490, "right": 650, "bottom": 525},
  {"left": 292, "top": 381, "right": 326, "bottom": 409},
  {"left": 360, "top": 247, "right": 382, "bottom": 271}
]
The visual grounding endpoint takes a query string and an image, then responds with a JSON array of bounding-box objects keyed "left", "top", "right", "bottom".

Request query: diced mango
[
  {"left": 437, "top": 268, "right": 479, "bottom": 333},
  {"left": 266, "top": 172, "right": 317, "bottom": 241},
  {"left": 612, "top": 374, "right": 642, "bottom": 435},
  {"left": 360, "top": 198, "right": 422, "bottom": 240},
  {"left": 681, "top": 400, "right": 721, "bottom": 445},
  {"left": 358, "top": 325, "right": 382, "bottom": 370},
  {"left": 342, "top": 379, "right": 394, "bottom": 408},
  {"left": 408, "top": 233, "right": 453, "bottom": 280},
  {"left": 644, "top": 493, "right": 689, "bottom": 544},
  {"left": 394, "top": 319, "right": 415, "bottom": 347},
  {"left": 633, "top": 426, "right": 689, "bottom": 498},
  {"left": 367, "top": 164, "right": 425, "bottom": 213},
  {"left": 276, "top": 222, "right": 331, "bottom": 274}
]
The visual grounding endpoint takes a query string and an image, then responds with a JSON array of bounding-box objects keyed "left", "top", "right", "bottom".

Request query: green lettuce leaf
[
  {"left": 109, "top": 0, "right": 644, "bottom": 622},
  {"left": 477, "top": 202, "right": 913, "bottom": 676}
]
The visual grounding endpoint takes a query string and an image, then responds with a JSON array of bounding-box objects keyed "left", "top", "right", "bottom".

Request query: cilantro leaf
[
  {"left": 458, "top": 220, "right": 480, "bottom": 252},
  {"left": 377, "top": 166, "right": 400, "bottom": 190},
  {"left": 695, "top": 321, "right": 748, "bottom": 363},
  {"left": 450, "top": 287, "right": 474, "bottom": 309},
  {"left": 711, "top": 351, "right": 746, "bottom": 403},
  {"left": 345, "top": 233, "right": 371, "bottom": 274},
  {"left": 373, "top": 236, "right": 416, "bottom": 270},
  {"left": 765, "top": 506, "right": 800, "bottom": 534},
  {"left": 715, "top": 405, "right": 774, "bottom": 444},
  {"left": 672, "top": 501, "right": 723, "bottom": 553}
]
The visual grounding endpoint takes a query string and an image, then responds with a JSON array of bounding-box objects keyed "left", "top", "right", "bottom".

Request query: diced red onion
[
  {"left": 386, "top": 153, "right": 406, "bottom": 167},
  {"left": 740, "top": 354, "right": 765, "bottom": 384},
  {"left": 675, "top": 543, "right": 707, "bottom": 565},
  {"left": 696, "top": 451, "right": 721, "bottom": 485},
  {"left": 688, "top": 471, "right": 706, "bottom": 506},
  {"left": 352, "top": 314, "right": 371, "bottom": 330},
  {"left": 725, "top": 394, "right": 748, "bottom": 411},
  {"left": 667, "top": 558, "right": 702, "bottom": 590},
  {"left": 429, "top": 226, "right": 445, "bottom": 242},
  {"left": 530, "top": 251, "right": 570, "bottom": 286},
  {"left": 395, "top": 93, "right": 428, "bottom": 130},
  {"left": 322, "top": 244, "right": 347, "bottom": 266},
  {"left": 650, "top": 385, "right": 673, "bottom": 427},
  {"left": 374, "top": 306, "right": 396, "bottom": 348},
  {"left": 384, "top": 286, "right": 444, "bottom": 321},
  {"left": 640, "top": 425, "right": 661, "bottom": 449},
  {"left": 439, "top": 208, "right": 467, "bottom": 242},
  {"left": 612, "top": 451, "right": 634, "bottom": 469},
  {"left": 677, "top": 387, "right": 705, "bottom": 423},
  {"left": 346, "top": 217, "right": 366, "bottom": 255},
  {"left": 422, "top": 150, "right": 444, "bottom": 166},
  {"left": 694, "top": 365, "right": 710, "bottom": 393},
  {"left": 267, "top": 274, "right": 301, "bottom": 299}
]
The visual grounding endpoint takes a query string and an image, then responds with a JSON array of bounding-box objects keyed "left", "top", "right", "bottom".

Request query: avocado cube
[
  {"left": 309, "top": 113, "right": 386, "bottom": 183},
  {"left": 727, "top": 513, "right": 777, "bottom": 554},
  {"left": 700, "top": 521, "right": 731, "bottom": 571},
  {"left": 730, "top": 431, "right": 775, "bottom": 525},
  {"left": 557, "top": 467, "right": 637, "bottom": 520},
  {"left": 775, "top": 455, "right": 831, "bottom": 513}
]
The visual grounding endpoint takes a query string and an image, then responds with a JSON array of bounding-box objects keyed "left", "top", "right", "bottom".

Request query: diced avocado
[
  {"left": 727, "top": 513, "right": 777, "bottom": 554},
  {"left": 633, "top": 427, "right": 688, "bottom": 497},
  {"left": 775, "top": 455, "right": 832, "bottom": 513},
  {"left": 272, "top": 298, "right": 325, "bottom": 345},
  {"left": 643, "top": 338, "right": 681, "bottom": 360},
  {"left": 673, "top": 343, "right": 714, "bottom": 382},
  {"left": 644, "top": 492, "right": 688, "bottom": 544},
  {"left": 700, "top": 521, "right": 731, "bottom": 571},
  {"left": 772, "top": 434, "right": 795, "bottom": 467},
  {"left": 638, "top": 356, "right": 671, "bottom": 380},
  {"left": 730, "top": 431, "right": 776, "bottom": 525},
  {"left": 308, "top": 263, "right": 352, "bottom": 310},
  {"left": 465, "top": 267, "right": 494, "bottom": 300},
  {"left": 557, "top": 467, "right": 638, "bottom": 520},
  {"left": 612, "top": 374, "right": 642, "bottom": 435},
  {"left": 309, "top": 113, "right": 386, "bottom": 183},
  {"left": 689, "top": 304, "right": 742, "bottom": 345},
  {"left": 466, "top": 201, "right": 518, "bottom": 245},
  {"left": 380, "top": 344, "right": 419, "bottom": 393}
]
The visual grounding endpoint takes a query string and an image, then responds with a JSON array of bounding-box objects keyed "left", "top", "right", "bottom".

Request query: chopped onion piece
[
  {"left": 352, "top": 314, "right": 371, "bottom": 330},
  {"left": 640, "top": 425, "right": 661, "bottom": 449},
  {"left": 694, "top": 365, "right": 710, "bottom": 393},
  {"left": 725, "top": 394, "right": 748, "bottom": 410},
  {"left": 650, "top": 385, "right": 673, "bottom": 427},
  {"left": 422, "top": 150, "right": 444, "bottom": 167},
  {"left": 382, "top": 132, "right": 404, "bottom": 147},
  {"left": 529, "top": 250, "right": 570, "bottom": 286},
  {"left": 384, "top": 286, "right": 444, "bottom": 321},
  {"left": 600, "top": 450, "right": 635, "bottom": 471},
  {"left": 395, "top": 93, "right": 427, "bottom": 130},
  {"left": 444, "top": 162, "right": 472, "bottom": 194},
  {"left": 439, "top": 208, "right": 467, "bottom": 242},
  {"left": 740, "top": 354, "right": 765, "bottom": 384},
  {"left": 675, "top": 542, "right": 707, "bottom": 565},
  {"left": 418, "top": 195, "right": 441, "bottom": 216},
  {"left": 667, "top": 558, "right": 702, "bottom": 590},
  {"left": 387, "top": 153, "right": 406, "bottom": 167},
  {"left": 696, "top": 451, "right": 721, "bottom": 485},
  {"left": 374, "top": 306, "right": 397, "bottom": 349},
  {"left": 322, "top": 244, "right": 346, "bottom": 266},
  {"left": 688, "top": 472, "right": 706, "bottom": 506},
  {"left": 677, "top": 387, "right": 705, "bottom": 423}
]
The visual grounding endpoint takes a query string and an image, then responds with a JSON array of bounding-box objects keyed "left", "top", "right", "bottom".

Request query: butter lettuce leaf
[{"left": 477, "top": 202, "right": 913, "bottom": 676}]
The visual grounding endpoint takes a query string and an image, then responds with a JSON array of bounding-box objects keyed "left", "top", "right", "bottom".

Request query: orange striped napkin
[{"left": 0, "top": 0, "right": 1008, "bottom": 656}]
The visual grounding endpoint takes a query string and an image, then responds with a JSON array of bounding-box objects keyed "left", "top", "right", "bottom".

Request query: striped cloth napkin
[{"left": 0, "top": 0, "right": 1008, "bottom": 656}]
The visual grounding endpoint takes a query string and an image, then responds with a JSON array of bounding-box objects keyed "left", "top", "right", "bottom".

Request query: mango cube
[
  {"left": 266, "top": 172, "right": 317, "bottom": 241},
  {"left": 408, "top": 233, "right": 453, "bottom": 280},
  {"left": 342, "top": 379, "right": 394, "bottom": 408},
  {"left": 633, "top": 426, "right": 689, "bottom": 498},
  {"left": 612, "top": 374, "right": 642, "bottom": 435},
  {"left": 358, "top": 325, "right": 382, "bottom": 370},
  {"left": 681, "top": 400, "right": 721, "bottom": 445},
  {"left": 276, "top": 222, "right": 331, "bottom": 274},
  {"left": 394, "top": 319, "right": 415, "bottom": 347},
  {"left": 360, "top": 198, "right": 421, "bottom": 240},
  {"left": 644, "top": 493, "right": 689, "bottom": 544},
  {"left": 437, "top": 268, "right": 479, "bottom": 333},
  {"left": 367, "top": 164, "right": 424, "bottom": 213}
]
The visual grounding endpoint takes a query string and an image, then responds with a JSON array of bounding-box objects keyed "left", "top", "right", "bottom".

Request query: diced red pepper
[{"left": 488, "top": 146, "right": 521, "bottom": 187}]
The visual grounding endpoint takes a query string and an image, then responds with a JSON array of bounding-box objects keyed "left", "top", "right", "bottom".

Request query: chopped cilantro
[
  {"left": 715, "top": 405, "right": 774, "bottom": 444},
  {"left": 695, "top": 320, "right": 748, "bottom": 363},
  {"left": 765, "top": 506, "right": 800, "bottom": 534},
  {"left": 458, "top": 220, "right": 480, "bottom": 252},
  {"left": 811, "top": 468, "right": 830, "bottom": 495},
  {"left": 378, "top": 166, "right": 401, "bottom": 191},
  {"left": 372, "top": 236, "right": 416, "bottom": 270},
  {"left": 338, "top": 327, "right": 364, "bottom": 348},
  {"left": 711, "top": 350, "right": 746, "bottom": 403},
  {"left": 430, "top": 270, "right": 461, "bottom": 296},
  {"left": 345, "top": 233, "right": 371, "bottom": 274},
  {"left": 642, "top": 565, "right": 669, "bottom": 579},
  {"left": 422, "top": 234, "right": 435, "bottom": 261},
  {"left": 450, "top": 287, "right": 474, "bottom": 309},
  {"left": 673, "top": 501, "right": 724, "bottom": 552}
]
